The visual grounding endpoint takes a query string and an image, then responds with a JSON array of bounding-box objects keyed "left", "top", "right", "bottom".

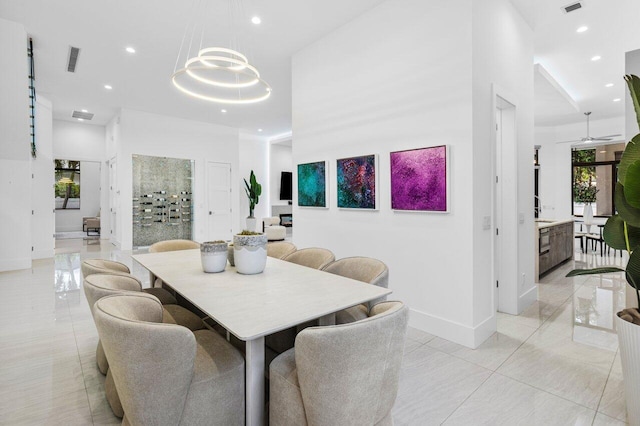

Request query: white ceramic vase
[
  {"left": 583, "top": 203, "right": 594, "bottom": 233},
  {"left": 246, "top": 217, "right": 257, "bottom": 232},
  {"left": 616, "top": 311, "right": 640, "bottom": 425},
  {"left": 200, "top": 241, "right": 228, "bottom": 273},
  {"left": 233, "top": 233, "right": 267, "bottom": 275}
]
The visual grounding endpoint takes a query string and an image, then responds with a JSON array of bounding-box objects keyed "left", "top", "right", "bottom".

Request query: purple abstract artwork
[{"left": 390, "top": 145, "right": 448, "bottom": 212}]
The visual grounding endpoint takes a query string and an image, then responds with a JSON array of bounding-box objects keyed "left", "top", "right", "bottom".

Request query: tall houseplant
[
  {"left": 244, "top": 170, "right": 262, "bottom": 231},
  {"left": 567, "top": 74, "right": 640, "bottom": 425}
]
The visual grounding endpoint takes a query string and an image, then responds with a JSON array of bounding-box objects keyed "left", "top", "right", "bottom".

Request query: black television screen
[{"left": 280, "top": 171, "right": 292, "bottom": 200}]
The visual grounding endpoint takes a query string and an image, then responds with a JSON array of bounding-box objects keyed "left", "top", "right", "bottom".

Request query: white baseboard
[
  {"left": 409, "top": 308, "right": 497, "bottom": 349},
  {"left": 0, "top": 257, "right": 31, "bottom": 272},
  {"left": 519, "top": 285, "right": 538, "bottom": 313},
  {"left": 32, "top": 249, "right": 54, "bottom": 260}
]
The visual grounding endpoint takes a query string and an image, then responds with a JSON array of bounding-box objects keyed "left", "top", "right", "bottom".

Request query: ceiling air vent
[
  {"left": 67, "top": 46, "right": 80, "bottom": 72},
  {"left": 71, "top": 111, "right": 94, "bottom": 120},
  {"left": 562, "top": 2, "right": 582, "bottom": 13}
]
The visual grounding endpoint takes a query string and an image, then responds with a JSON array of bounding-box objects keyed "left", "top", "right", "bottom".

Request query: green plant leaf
[
  {"left": 603, "top": 215, "right": 640, "bottom": 250},
  {"left": 615, "top": 182, "right": 640, "bottom": 228},
  {"left": 618, "top": 134, "right": 640, "bottom": 186},
  {"left": 566, "top": 267, "right": 625, "bottom": 277},
  {"left": 625, "top": 75, "right": 640, "bottom": 131},
  {"left": 624, "top": 160, "right": 640, "bottom": 209},
  {"left": 626, "top": 248, "right": 640, "bottom": 294}
]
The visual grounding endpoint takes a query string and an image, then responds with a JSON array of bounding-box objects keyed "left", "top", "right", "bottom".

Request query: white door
[
  {"left": 207, "top": 162, "right": 232, "bottom": 241},
  {"left": 109, "top": 158, "right": 118, "bottom": 245}
]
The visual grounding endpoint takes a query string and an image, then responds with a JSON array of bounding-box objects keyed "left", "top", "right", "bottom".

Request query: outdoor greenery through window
[
  {"left": 55, "top": 159, "right": 80, "bottom": 209},
  {"left": 571, "top": 143, "right": 625, "bottom": 217}
]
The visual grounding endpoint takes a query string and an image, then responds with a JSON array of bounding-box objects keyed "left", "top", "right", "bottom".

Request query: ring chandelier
[{"left": 171, "top": 47, "right": 272, "bottom": 105}]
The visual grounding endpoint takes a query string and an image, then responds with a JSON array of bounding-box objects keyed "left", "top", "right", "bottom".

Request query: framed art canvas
[
  {"left": 297, "top": 161, "right": 328, "bottom": 208},
  {"left": 390, "top": 145, "right": 449, "bottom": 212},
  {"left": 336, "top": 154, "right": 378, "bottom": 210}
]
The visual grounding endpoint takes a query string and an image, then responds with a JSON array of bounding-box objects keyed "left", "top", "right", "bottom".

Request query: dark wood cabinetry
[{"left": 539, "top": 222, "right": 573, "bottom": 276}]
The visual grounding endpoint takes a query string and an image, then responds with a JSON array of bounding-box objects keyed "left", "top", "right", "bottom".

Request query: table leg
[
  {"left": 318, "top": 313, "right": 336, "bottom": 326},
  {"left": 245, "top": 336, "right": 265, "bottom": 426}
]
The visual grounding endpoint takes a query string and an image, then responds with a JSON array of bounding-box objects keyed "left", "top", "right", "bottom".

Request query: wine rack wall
[{"left": 132, "top": 155, "right": 194, "bottom": 248}]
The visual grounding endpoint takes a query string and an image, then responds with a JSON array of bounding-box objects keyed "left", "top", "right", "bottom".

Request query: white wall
[
  {"left": 292, "top": 0, "right": 486, "bottom": 346},
  {"left": 53, "top": 120, "right": 106, "bottom": 233},
  {"left": 111, "top": 109, "right": 242, "bottom": 250},
  {"left": 0, "top": 18, "right": 31, "bottom": 271},
  {"left": 32, "top": 96, "right": 55, "bottom": 258},
  {"left": 471, "top": 0, "right": 535, "bottom": 320},
  {"left": 239, "top": 131, "right": 270, "bottom": 225},
  {"left": 270, "top": 143, "right": 293, "bottom": 208},
  {"left": 292, "top": 0, "right": 534, "bottom": 347}
]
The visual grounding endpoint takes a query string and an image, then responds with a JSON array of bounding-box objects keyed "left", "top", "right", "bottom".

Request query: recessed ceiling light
[
  {"left": 600, "top": 150, "right": 607, "bottom": 153},
  {"left": 591, "top": 55, "right": 601, "bottom": 61},
  {"left": 251, "top": 16, "right": 261, "bottom": 25},
  {"left": 576, "top": 26, "right": 588, "bottom": 33},
  {"left": 258, "top": 128, "right": 263, "bottom": 132},
  {"left": 613, "top": 98, "right": 621, "bottom": 102},
  {"left": 104, "top": 84, "right": 113, "bottom": 90},
  {"left": 125, "top": 46, "right": 136, "bottom": 54},
  {"left": 81, "top": 109, "right": 88, "bottom": 113},
  {"left": 78, "top": 118, "right": 84, "bottom": 121},
  {"left": 605, "top": 83, "right": 614, "bottom": 88},
  {"left": 221, "top": 109, "right": 227, "bottom": 113}
]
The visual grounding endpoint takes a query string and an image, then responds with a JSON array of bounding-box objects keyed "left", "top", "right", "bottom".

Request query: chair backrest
[
  {"left": 83, "top": 273, "right": 143, "bottom": 316},
  {"left": 81, "top": 259, "right": 130, "bottom": 278},
  {"left": 267, "top": 241, "right": 297, "bottom": 259},
  {"left": 94, "top": 293, "right": 197, "bottom": 426},
  {"left": 148, "top": 239, "right": 200, "bottom": 253},
  {"left": 283, "top": 247, "right": 335, "bottom": 270},
  {"left": 295, "top": 301, "right": 408, "bottom": 425},
  {"left": 263, "top": 217, "right": 280, "bottom": 227},
  {"left": 322, "top": 257, "right": 388, "bottom": 289}
]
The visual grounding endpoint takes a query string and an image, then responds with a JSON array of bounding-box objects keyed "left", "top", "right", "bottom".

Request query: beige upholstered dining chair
[
  {"left": 322, "top": 257, "right": 389, "bottom": 324},
  {"left": 84, "top": 273, "right": 205, "bottom": 417},
  {"left": 267, "top": 241, "right": 297, "bottom": 259},
  {"left": 148, "top": 239, "right": 201, "bottom": 287},
  {"left": 282, "top": 247, "right": 335, "bottom": 270},
  {"left": 94, "top": 292, "right": 245, "bottom": 426},
  {"left": 270, "top": 301, "right": 408, "bottom": 426},
  {"left": 81, "top": 258, "right": 130, "bottom": 278}
]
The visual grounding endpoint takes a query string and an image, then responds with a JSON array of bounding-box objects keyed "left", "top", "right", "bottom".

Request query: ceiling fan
[{"left": 557, "top": 112, "right": 622, "bottom": 144}]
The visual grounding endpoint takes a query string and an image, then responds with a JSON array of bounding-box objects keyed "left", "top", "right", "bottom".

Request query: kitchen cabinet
[{"left": 539, "top": 221, "right": 574, "bottom": 276}]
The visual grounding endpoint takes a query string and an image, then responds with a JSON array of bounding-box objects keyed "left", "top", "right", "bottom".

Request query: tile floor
[{"left": 0, "top": 239, "right": 629, "bottom": 425}]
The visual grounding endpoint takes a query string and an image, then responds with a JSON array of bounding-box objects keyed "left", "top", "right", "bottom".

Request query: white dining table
[{"left": 132, "top": 249, "right": 392, "bottom": 426}]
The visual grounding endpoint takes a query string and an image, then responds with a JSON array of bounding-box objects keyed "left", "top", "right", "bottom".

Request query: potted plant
[
  {"left": 200, "top": 241, "right": 228, "bottom": 273},
  {"left": 573, "top": 177, "right": 598, "bottom": 232},
  {"left": 567, "top": 74, "right": 640, "bottom": 425},
  {"left": 233, "top": 230, "right": 267, "bottom": 275},
  {"left": 244, "top": 170, "right": 262, "bottom": 231}
]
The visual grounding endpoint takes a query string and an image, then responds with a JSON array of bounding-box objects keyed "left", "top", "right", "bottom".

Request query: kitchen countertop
[{"left": 535, "top": 218, "right": 575, "bottom": 229}]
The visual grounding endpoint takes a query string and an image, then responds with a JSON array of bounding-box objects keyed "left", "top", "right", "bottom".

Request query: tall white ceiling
[{"left": 1, "top": 0, "right": 639, "bottom": 135}]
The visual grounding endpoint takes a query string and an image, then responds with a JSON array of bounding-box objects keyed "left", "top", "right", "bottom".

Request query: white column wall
[
  {"left": 471, "top": 0, "right": 535, "bottom": 322},
  {"left": 32, "top": 96, "right": 55, "bottom": 258},
  {"left": 0, "top": 18, "right": 31, "bottom": 271},
  {"left": 113, "top": 109, "right": 241, "bottom": 250},
  {"left": 292, "top": 0, "right": 479, "bottom": 346}
]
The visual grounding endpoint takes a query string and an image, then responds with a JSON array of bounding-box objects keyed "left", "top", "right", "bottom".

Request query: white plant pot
[
  {"left": 246, "top": 217, "right": 257, "bottom": 232},
  {"left": 583, "top": 203, "right": 594, "bottom": 232},
  {"left": 233, "top": 234, "right": 267, "bottom": 275},
  {"left": 616, "top": 311, "right": 640, "bottom": 425},
  {"left": 200, "top": 242, "right": 228, "bottom": 273}
]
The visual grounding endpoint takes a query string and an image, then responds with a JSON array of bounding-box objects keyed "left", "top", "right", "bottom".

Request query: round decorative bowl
[
  {"left": 200, "top": 241, "right": 228, "bottom": 273},
  {"left": 233, "top": 233, "right": 267, "bottom": 275}
]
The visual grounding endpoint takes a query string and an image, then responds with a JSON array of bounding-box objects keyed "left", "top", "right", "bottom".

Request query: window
[
  {"left": 571, "top": 143, "right": 624, "bottom": 217},
  {"left": 55, "top": 159, "right": 80, "bottom": 209}
]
